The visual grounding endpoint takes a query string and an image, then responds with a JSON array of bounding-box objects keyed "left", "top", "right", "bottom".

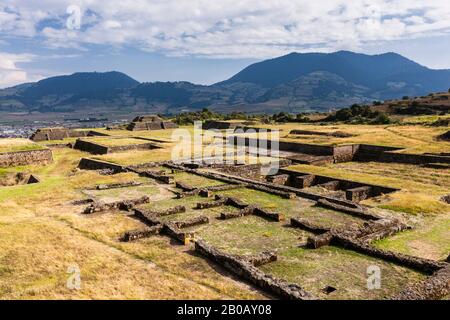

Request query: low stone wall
[
  {"left": 74, "top": 139, "right": 160, "bottom": 155},
  {"left": 333, "top": 236, "right": 446, "bottom": 274},
  {"left": 290, "top": 218, "right": 330, "bottom": 234},
  {"left": 174, "top": 216, "right": 209, "bottom": 229},
  {"left": 94, "top": 181, "right": 142, "bottom": 190},
  {"left": 78, "top": 158, "right": 126, "bottom": 173},
  {"left": 83, "top": 196, "right": 150, "bottom": 214},
  {"left": 277, "top": 169, "right": 399, "bottom": 202},
  {"left": 121, "top": 225, "right": 163, "bottom": 242},
  {"left": 244, "top": 251, "right": 278, "bottom": 267},
  {"left": 144, "top": 205, "right": 186, "bottom": 218},
  {"left": 138, "top": 170, "right": 173, "bottom": 184},
  {"left": 74, "top": 139, "right": 109, "bottom": 154},
  {"left": 316, "top": 199, "right": 381, "bottom": 220},
  {"left": 195, "top": 240, "right": 313, "bottom": 300},
  {"left": 355, "top": 144, "right": 450, "bottom": 165},
  {"left": 390, "top": 266, "right": 450, "bottom": 300},
  {"left": 0, "top": 149, "right": 53, "bottom": 168}
]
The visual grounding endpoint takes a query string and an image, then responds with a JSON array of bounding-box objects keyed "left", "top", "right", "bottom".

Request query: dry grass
[{"left": 0, "top": 139, "right": 44, "bottom": 153}]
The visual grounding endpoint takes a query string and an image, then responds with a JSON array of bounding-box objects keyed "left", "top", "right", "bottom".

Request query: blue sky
[{"left": 1, "top": 0, "right": 450, "bottom": 88}]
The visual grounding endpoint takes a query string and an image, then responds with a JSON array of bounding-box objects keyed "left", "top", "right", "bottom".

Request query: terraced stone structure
[
  {"left": 126, "top": 115, "right": 178, "bottom": 131},
  {"left": 30, "top": 127, "right": 108, "bottom": 142},
  {"left": 0, "top": 148, "right": 53, "bottom": 168}
]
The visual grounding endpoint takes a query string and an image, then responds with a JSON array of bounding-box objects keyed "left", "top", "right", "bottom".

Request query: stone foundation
[
  {"left": 195, "top": 240, "right": 313, "bottom": 300},
  {"left": 74, "top": 138, "right": 160, "bottom": 155},
  {"left": 83, "top": 196, "right": 150, "bottom": 214},
  {"left": 0, "top": 149, "right": 53, "bottom": 168},
  {"left": 121, "top": 225, "right": 163, "bottom": 242},
  {"left": 390, "top": 265, "right": 450, "bottom": 300},
  {"left": 174, "top": 216, "right": 209, "bottom": 229},
  {"left": 78, "top": 158, "right": 126, "bottom": 173}
]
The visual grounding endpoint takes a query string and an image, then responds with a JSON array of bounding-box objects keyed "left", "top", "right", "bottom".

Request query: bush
[{"left": 370, "top": 112, "right": 391, "bottom": 125}]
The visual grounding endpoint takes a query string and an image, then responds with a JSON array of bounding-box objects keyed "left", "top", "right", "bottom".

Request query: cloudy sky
[{"left": 1, "top": 0, "right": 450, "bottom": 88}]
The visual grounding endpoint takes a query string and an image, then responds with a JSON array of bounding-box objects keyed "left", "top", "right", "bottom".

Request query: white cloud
[
  {"left": 1, "top": 0, "right": 450, "bottom": 58},
  {"left": 0, "top": 52, "right": 39, "bottom": 88}
]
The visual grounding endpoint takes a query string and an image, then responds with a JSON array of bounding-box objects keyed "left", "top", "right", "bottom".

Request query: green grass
[
  {"left": 261, "top": 246, "right": 427, "bottom": 300},
  {"left": 0, "top": 139, "right": 45, "bottom": 153}
]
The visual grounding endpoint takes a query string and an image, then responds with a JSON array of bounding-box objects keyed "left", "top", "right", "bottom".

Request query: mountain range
[{"left": 1, "top": 51, "right": 450, "bottom": 114}]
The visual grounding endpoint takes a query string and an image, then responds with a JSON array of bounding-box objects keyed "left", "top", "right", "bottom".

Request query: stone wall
[
  {"left": 74, "top": 139, "right": 160, "bottom": 155},
  {"left": 390, "top": 265, "right": 450, "bottom": 300},
  {"left": 195, "top": 240, "right": 313, "bottom": 300},
  {"left": 78, "top": 158, "right": 126, "bottom": 173},
  {"left": 0, "top": 149, "right": 53, "bottom": 168},
  {"left": 277, "top": 168, "right": 399, "bottom": 202}
]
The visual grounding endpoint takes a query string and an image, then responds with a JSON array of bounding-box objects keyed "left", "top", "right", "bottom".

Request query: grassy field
[
  {"left": 0, "top": 147, "right": 263, "bottom": 299},
  {"left": 0, "top": 119, "right": 449, "bottom": 300},
  {"left": 0, "top": 139, "right": 45, "bottom": 153}
]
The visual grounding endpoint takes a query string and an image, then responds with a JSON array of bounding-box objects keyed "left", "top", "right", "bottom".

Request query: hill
[{"left": 1, "top": 51, "right": 450, "bottom": 114}]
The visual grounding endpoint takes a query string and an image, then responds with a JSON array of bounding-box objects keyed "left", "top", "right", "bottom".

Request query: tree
[{"left": 335, "top": 108, "right": 353, "bottom": 121}]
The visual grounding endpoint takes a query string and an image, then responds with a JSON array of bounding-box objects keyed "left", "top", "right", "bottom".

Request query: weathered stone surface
[
  {"left": 78, "top": 158, "right": 126, "bottom": 173},
  {"left": 95, "top": 181, "right": 142, "bottom": 190},
  {"left": 293, "top": 175, "right": 316, "bottom": 188},
  {"left": 126, "top": 115, "right": 178, "bottom": 131},
  {"left": 83, "top": 196, "right": 149, "bottom": 214},
  {"left": 390, "top": 265, "right": 450, "bottom": 300},
  {"left": 220, "top": 206, "right": 256, "bottom": 220},
  {"left": 316, "top": 181, "right": 340, "bottom": 191},
  {"left": 146, "top": 205, "right": 186, "bottom": 218},
  {"left": 253, "top": 207, "right": 285, "bottom": 222},
  {"left": 175, "top": 181, "right": 196, "bottom": 191},
  {"left": 290, "top": 218, "right": 330, "bottom": 234},
  {"left": 345, "top": 186, "right": 372, "bottom": 202},
  {"left": 0, "top": 149, "right": 53, "bottom": 168},
  {"left": 139, "top": 170, "right": 173, "bottom": 184},
  {"left": 307, "top": 232, "right": 333, "bottom": 249},
  {"left": 174, "top": 216, "right": 209, "bottom": 229},
  {"left": 333, "top": 236, "right": 446, "bottom": 274},
  {"left": 316, "top": 199, "right": 380, "bottom": 220},
  {"left": 249, "top": 184, "right": 296, "bottom": 199},
  {"left": 71, "top": 198, "right": 94, "bottom": 206},
  {"left": 196, "top": 199, "right": 226, "bottom": 209},
  {"left": 195, "top": 240, "right": 313, "bottom": 300},
  {"left": 121, "top": 225, "right": 163, "bottom": 242},
  {"left": 266, "top": 174, "right": 290, "bottom": 185},
  {"left": 244, "top": 251, "right": 278, "bottom": 267},
  {"left": 163, "top": 222, "right": 195, "bottom": 245}
]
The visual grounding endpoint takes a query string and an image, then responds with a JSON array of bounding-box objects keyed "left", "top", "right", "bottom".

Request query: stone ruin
[
  {"left": 30, "top": 127, "right": 108, "bottom": 142},
  {"left": 126, "top": 115, "right": 178, "bottom": 131},
  {"left": 0, "top": 148, "right": 53, "bottom": 168},
  {"left": 289, "top": 129, "right": 354, "bottom": 138},
  {"left": 0, "top": 172, "right": 40, "bottom": 187},
  {"left": 73, "top": 158, "right": 450, "bottom": 300}
]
